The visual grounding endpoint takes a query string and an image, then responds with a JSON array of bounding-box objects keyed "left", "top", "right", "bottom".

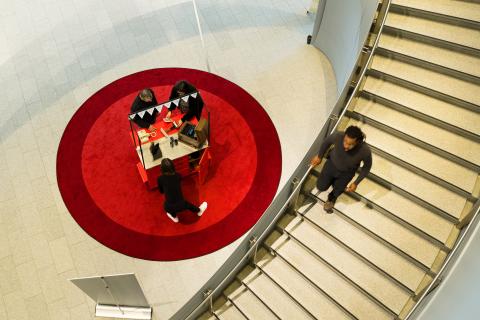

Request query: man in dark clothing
[
  {"left": 311, "top": 126, "right": 372, "bottom": 213},
  {"left": 157, "top": 158, "right": 207, "bottom": 223},
  {"left": 130, "top": 88, "right": 159, "bottom": 130},
  {"left": 165, "top": 80, "right": 204, "bottom": 126}
]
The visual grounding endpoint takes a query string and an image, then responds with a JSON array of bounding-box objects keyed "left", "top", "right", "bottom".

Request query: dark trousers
[
  {"left": 165, "top": 201, "right": 200, "bottom": 217},
  {"left": 316, "top": 160, "right": 355, "bottom": 203}
]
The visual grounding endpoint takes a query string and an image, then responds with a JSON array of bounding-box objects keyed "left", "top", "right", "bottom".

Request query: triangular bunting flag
[
  {"left": 164, "top": 102, "right": 171, "bottom": 108},
  {"left": 147, "top": 108, "right": 154, "bottom": 115},
  {"left": 181, "top": 95, "right": 189, "bottom": 102},
  {"left": 155, "top": 105, "right": 163, "bottom": 112},
  {"left": 138, "top": 110, "right": 146, "bottom": 118},
  {"left": 129, "top": 114, "right": 135, "bottom": 120},
  {"left": 172, "top": 99, "right": 180, "bottom": 106},
  {"left": 191, "top": 92, "right": 198, "bottom": 98}
]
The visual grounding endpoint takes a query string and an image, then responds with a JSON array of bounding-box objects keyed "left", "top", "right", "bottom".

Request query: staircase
[{"left": 198, "top": 1, "right": 480, "bottom": 319}]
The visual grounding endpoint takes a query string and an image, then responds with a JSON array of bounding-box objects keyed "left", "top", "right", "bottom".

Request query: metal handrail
[
  {"left": 330, "top": 0, "right": 392, "bottom": 134},
  {"left": 405, "top": 201, "right": 480, "bottom": 319},
  {"left": 179, "top": 1, "right": 391, "bottom": 318},
  {"left": 184, "top": 166, "right": 314, "bottom": 319}
]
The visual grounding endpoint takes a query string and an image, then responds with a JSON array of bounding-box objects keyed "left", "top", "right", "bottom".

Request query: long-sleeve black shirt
[
  {"left": 157, "top": 173, "right": 185, "bottom": 206},
  {"left": 168, "top": 82, "right": 204, "bottom": 122},
  {"left": 130, "top": 89, "right": 158, "bottom": 128},
  {"left": 318, "top": 131, "right": 372, "bottom": 185}
]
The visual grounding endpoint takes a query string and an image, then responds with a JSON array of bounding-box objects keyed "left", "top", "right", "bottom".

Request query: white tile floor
[{"left": 0, "top": 0, "right": 336, "bottom": 319}]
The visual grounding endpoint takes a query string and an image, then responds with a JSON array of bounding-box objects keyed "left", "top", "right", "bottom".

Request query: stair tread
[
  {"left": 378, "top": 32, "right": 480, "bottom": 78},
  {"left": 224, "top": 281, "right": 278, "bottom": 320},
  {"left": 369, "top": 152, "right": 467, "bottom": 217},
  {"left": 281, "top": 216, "right": 411, "bottom": 314},
  {"left": 300, "top": 202, "right": 427, "bottom": 291},
  {"left": 355, "top": 177, "right": 455, "bottom": 243},
  {"left": 362, "top": 75, "right": 480, "bottom": 136},
  {"left": 239, "top": 265, "right": 313, "bottom": 319},
  {"left": 346, "top": 118, "right": 477, "bottom": 192},
  {"left": 392, "top": 0, "right": 480, "bottom": 23},
  {"left": 215, "top": 300, "right": 246, "bottom": 320},
  {"left": 315, "top": 192, "right": 441, "bottom": 268},
  {"left": 354, "top": 96, "right": 480, "bottom": 165},
  {"left": 371, "top": 54, "right": 480, "bottom": 107},
  {"left": 385, "top": 11, "right": 480, "bottom": 50},
  {"left": 256, "top": 248, "right": 352, "bottom": 320},
  {"left": 269, "top": 231, "right": 393, "bottom": 320}
]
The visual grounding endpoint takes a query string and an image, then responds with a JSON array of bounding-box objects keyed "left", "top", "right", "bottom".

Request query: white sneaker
[
  {"left": 197, "top": 202, "right": 208, "bottom": 217},
  {"left": 166, "top": 212, "right": 179, "bottom": 223}
]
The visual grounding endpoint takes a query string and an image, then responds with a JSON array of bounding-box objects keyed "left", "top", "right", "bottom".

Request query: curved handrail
[
  {"left": 177, "top": 2, "right": 392, "bottom": 319},
  {"left": 405, "top": 202, "right": 480, "bottom": 319},
  {"left": 183, "top": 165, "right": 314, "bottom": 319}
]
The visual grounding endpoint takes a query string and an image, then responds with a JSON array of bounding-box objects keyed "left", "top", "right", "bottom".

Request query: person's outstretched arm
[{"left": 310, "top": 132, "right": 338, "bottom": 166}]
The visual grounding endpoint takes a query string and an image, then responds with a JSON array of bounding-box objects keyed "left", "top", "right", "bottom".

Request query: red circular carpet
[{"left": 57, "top": 68, "right": 281, "bottom": 261}]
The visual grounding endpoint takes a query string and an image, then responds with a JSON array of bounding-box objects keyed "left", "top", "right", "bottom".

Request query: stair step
[
  {"left": 355, "top": 177, "right": 456, "bottom": 244},
  {"left": 369, "top": 152, "right": 467, "bottom": 218},
  {"left": 301, "top": 201, "right": 426, "bottom": 292},
  {"left": 371, "top": 54, "right": 480, "bottom": 107},
  {"left": 345, "top": 119, "right": 477, "bottom": 193},
  {"left": 378, "top": 32, "right": 480, "bottom": 79},
  {"left": 256, "top": 247, "right": 352, "bottom": 320},
  {"left": 385, "top": 11, "right": 480, "bottom": 50},
  {"left": 315, "top": 192, "right": 441, "bottom": 268},
  {"left": 268, "top": 230, "right": 393, "bottom": 320},
  {"left": 362, "top": 76, "right": 480, "bottom": 136},
  {"left": 285, "top": 213, "right": 413, "bottom": 314},
  {"left": 224, "top": 281, "right": 278, "bottom": 320},
  {"left": 392, "top": 0, "right": 480, "bottom": 23},
  {"left": 212, "top": 297, "right": 247, "bottom": 320},
  {"left": 353, "top": 96, "right": 480, "bottom": 165},
  {"left": 238, "top": 265, "right": 313, "bottom": 319}
]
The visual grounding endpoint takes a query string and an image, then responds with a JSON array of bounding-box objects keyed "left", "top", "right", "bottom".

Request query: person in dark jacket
[
  {"left": 311, "top": 126, "right": 372, "bottom": 213},
  {"left": 130, "top": 88, "right": 159, "bottom": 130},
  {"left": 165, "top": 80, "right": 204, "bottom": 126},
  {"left": 157, "top": 158, "right": 207, "bottom": 223}
]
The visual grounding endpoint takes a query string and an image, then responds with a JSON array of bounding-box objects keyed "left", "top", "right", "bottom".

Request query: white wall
[{"left": 311, "top": 0, "right": 378, "bottom": 97}]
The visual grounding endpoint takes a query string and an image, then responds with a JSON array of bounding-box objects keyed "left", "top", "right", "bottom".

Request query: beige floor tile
[
  {"left": 16, "top": 262, "right": 42, "bottom": 299},
  {"left": 70, "top": 302, "right": 93, "bottom": 320},
  {"left": 29, "top": 232, "right": 55, "bottom": 269},
  {"left": 37, "top": 265, "right": 65, "bottom": 304},
  {"left": 0, "top": 256, "right": 21, "bottom": 296},
  {"left": 47, "top": 298, "right": 71, "bottom": 320},
  {"left": 49, "top": 237, "right": 74, "bottom": 274},
  {"left": 4, "top": 290, "right": 29, "bottom": 320},
  {"left": 25, "top": 294, "right": 50, "bottom": 320}
]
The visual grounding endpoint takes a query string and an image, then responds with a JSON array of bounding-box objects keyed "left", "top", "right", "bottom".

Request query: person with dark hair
[
  {"left": 130, "top": 88, "right": 159, "bottom": 130},
  {"left": 157, "top": 158, "right": 207, "bottom": 223},
  {"left": 310, "top": 125, "right": 372, "bottom": 213},
  {"left": 165, "top": 80, "right": 204, "bottom": 126}
]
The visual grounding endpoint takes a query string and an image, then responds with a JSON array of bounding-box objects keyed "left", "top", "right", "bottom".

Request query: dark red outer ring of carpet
[{"left": 56, "top": 68, "right": 281, "bottom": 261}]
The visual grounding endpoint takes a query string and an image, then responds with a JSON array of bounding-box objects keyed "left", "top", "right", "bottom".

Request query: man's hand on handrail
[{"left": 310, "top": 155, "right": 321, "bottom": 167}]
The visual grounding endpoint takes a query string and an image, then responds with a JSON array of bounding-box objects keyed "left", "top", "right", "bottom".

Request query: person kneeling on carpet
[{"left": 157, "top": 158, "right": 207, "bottom": 223}]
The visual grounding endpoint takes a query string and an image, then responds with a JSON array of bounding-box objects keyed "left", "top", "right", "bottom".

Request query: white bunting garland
[
  {"left": 181, "top": 95, "right": 189, "bottom": 102},
  {"left": 138, "top": 110, "right": 146, "bottom": 118},
  {"left": 172, "top": 99, "right": 180, "bottom": 106},
  {"left": 191, "top": 92, "right": 198, "bottom": 98},
  {"left": 128, "top": 91, "right": 200, "bottom": 120}
]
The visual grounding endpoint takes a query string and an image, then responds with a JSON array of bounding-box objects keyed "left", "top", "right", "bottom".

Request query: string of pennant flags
[{"left": 128, "top": 92, "right": 199, "bottom": 120}]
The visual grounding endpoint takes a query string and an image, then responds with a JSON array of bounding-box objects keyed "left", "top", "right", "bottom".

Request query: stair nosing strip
[
  {"left": 367, "top": 143, "right": 476, "bottom": 202},
  {"left": 360, "top": 90, "right": 480, "bottom": 144},
  {"left": 253, "top": 263, "right": 317, "bottom": 320},
  {"left": 375, "top": 46, "right": 480, "bottom": 86},
  {"left": 307, "top": 193, "right": 435, "bottom": 275},
  {"left": 346, "top": 109, "right": 480, "bottom": 172},
  {"left": 277, "top": 224, "right": 399, "bottom": 317},
  {"left": 235, "top": 278, "right": 281, "bottom": 320},
  {"left": 295, "top": 207, "right": 417, "bottom": 294},
  {"left": 262, "top": 240, "right": 358, "bottom": 320},
  {"left": 382, "top": 25, "right": 480, "bottom": 58},
  {"left": 223, "top": 293, "right": 250, "bottom": 320},
  {"left": 389, "top": 3, "right": 480, "bottom": 30}
]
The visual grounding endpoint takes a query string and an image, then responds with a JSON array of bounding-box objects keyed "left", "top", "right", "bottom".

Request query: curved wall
[{"left": 311, "top": 0, "right": 378, "bottom": 96}]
